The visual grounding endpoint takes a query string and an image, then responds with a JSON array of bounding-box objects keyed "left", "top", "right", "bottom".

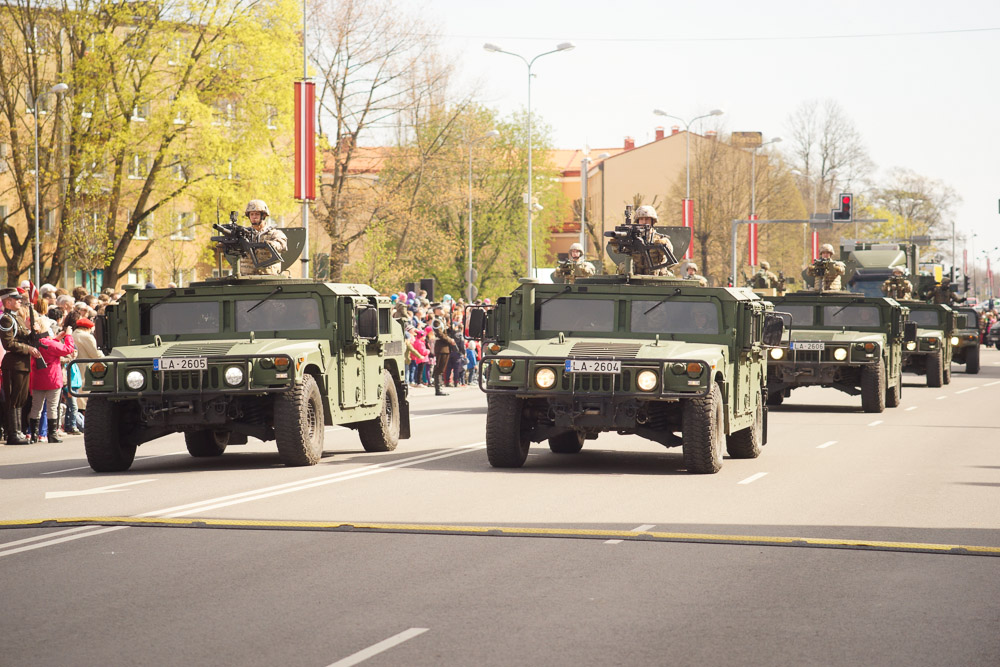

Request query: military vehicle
[
  {"left": 765, "top": 292, "right": 914, "bottom": 412},
  {"left": 899, "top": 301, "right": 956, "bottom": 387},
  {"left": 467, "top": 262, "right": 783, "bottom": 474},
  {"left": 70, "top": 227, "right": 410, "bottom": 472},
  {"left": 951, "top": 307, "right": 981, "bottom": 374}
]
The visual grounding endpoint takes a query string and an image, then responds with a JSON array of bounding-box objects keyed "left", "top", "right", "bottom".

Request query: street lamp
[
  {"left": 32, "top": 81, "right": 68, "bottom": 286},
  {"left": 485, "top": 41, "right": 574, "bottom": 277},
  {"left": 652, "top": 108, "right": 723, "bottom": 259},
  {"left": 467, "top": 129, "right": 500, "bottom": 302}
]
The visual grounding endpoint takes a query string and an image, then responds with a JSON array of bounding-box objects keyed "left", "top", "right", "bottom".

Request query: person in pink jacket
[
  {"left": 410, "top": 328, "right": 430, "bottom": 387},
  {"left": 28, "top": 316, "right": 75, "bottom": 443}
]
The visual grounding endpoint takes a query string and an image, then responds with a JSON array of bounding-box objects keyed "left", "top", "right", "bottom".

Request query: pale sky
[{"left": 422, "top": 0, "right": 1000, "bottom": 270}]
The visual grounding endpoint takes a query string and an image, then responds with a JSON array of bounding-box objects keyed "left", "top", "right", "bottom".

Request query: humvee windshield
[
  {"left": 630, "top": 300, "right": 719, "bottom": 334},
  {"left": 538, "top": 299, "right": 615, "bottom": 332},
  {"left": 908, "top": 310, "right": 940, "bottom": 326},
  {"left": 822, "top": 305, "right": 881, "bottom": 327},
  {"left": 777, "top": 305, "right": 815, "bottom": 326},
  {"left": 956, "top": 312, "right": 977, "bottom": 329},
  {"left": 846, "top": 277, "right": 884, "bottom": 299},
  {"left": 236, "top": 298, "right": 322, "bottom": 332},
  {"left": 148, "top": 302, "right": 219, "bottom": 335}
]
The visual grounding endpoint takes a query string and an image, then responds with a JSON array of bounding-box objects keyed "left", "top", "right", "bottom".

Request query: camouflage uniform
[
  {"left": 552, "top": 257, "right": 596, "bottom": 284},
  {"left": 927, "top": 281, "right": 965, "bottom": 305},
  {"left": 612, "top": 233, "right": 676, "bottom": 277},
  {"left": 683, "top": 263, "right": 708, "bottom": 287},
  {"left": 751, "top": 268, "right": 779, "bottom": 289},
  {"left": 239, "top": 221, "right": 288, "bottom": 276},
  {"left": 807, "top": 259, "right": 846, "bottom": 290},
  {"left": 881, "top": 276, "right": 913, "bottom": 300}
]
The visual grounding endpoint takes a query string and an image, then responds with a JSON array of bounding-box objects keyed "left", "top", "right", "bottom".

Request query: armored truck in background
[
  {"left": 951, "top": 307, "right": 981, "bottom": 374},
  {"left": 899, "top": 302, "right": 956, "bottom": 387}
]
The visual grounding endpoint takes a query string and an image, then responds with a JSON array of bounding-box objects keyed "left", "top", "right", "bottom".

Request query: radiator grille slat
[{"left": 569, "top": 342, "right": 642, "bottom": 359}]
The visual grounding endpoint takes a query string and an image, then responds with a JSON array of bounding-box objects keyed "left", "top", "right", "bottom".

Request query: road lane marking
[
  {"left": 412, "top": 409, "right": 475, "bottom": 420},
  {"left": 905, "top": 406, "right": 918, "bottom": 411},
  {"left": 738, "top": 472, "right": 767, "bottom": 485},
  {"left": 868, "top": 420, "right": 883, "bottom": 427},
  {"left": 936, "top": 396, "right": 948, "bottom": 400},
  {"left": 9, "top": 518, "right": 1000, "bottom": 558},
  {"left": 985, "top": 380, "right": 1000, "bottom": 386},
  {"left": 327, "top": 628, "right": 428, "bottom": 667},
  {"left": 817, "top": 440, "right": 837, "bottom": 449},
  {"left": 45, "top": 479, "right": 155, "bottom": 500},
  {"left": 42, "top": 452, "right": 186, "bottom": 475},
  {"left": 955, "top": 386, "right": 979, "bottom": 394},
  {"left": 0, "top": 525, "right": 101, "bottom": 549},
  {"left": 606, "top": 524, "right": 656, "bottom": 545},
  {"left": 0, "top": 526, "right": 126, "bottom": 558}
]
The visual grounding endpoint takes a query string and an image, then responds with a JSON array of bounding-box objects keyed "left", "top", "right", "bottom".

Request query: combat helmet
[
  {"left": 819, "top": 243, "right": 834, "bottom": 255},
  {"left": 634, "top": 205, "right": 658, "bottom": 222},
  {"left": 569, "top": 242, "right": 584, "bottom": 255},
  {"left": 245, "top": 199, "right": 271, "bottom": 219},
  {"left": 760, "top": 261, "right": 770, "bottom": 270}
]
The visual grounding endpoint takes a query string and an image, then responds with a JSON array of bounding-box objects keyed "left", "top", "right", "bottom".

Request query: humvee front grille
[
  {"left": 791, "top": 350, "right": 821, "bottom": 363},
  {"left": 163, "top": 343, "right": 237, "bottom": 357},
  {"left": 561, "top": 371, "right": 627, "bottom": 392},
  {"left": 569, "top": 342, "right": 643, "bottom": 359},
  {"left": 151, "top": 367, "right": 221, "bottom": 391}
]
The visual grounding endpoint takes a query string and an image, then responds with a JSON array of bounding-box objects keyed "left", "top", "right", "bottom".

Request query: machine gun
[
  {"left": 810, "top": 257, "right": 833, "bottom": 293},
  {"left": 883, "top": 275, "right": 911, "bottom": 299},
  {"left": 603, "top": 211, "right": 678, "bottom": 273},
  {"left": 211, "top": 211, "right": 282, "bottom": 278},
  {"left": 777, "top": 271, "right": 787, "bottom": 295}
]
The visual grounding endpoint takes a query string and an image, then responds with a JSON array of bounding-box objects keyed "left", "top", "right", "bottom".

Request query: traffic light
[
  {"left": 963, "top": 276, "right": 970, "bottom": 292},
  {"left": 832, "top": 193, "right": 853, "bottom": 222}
]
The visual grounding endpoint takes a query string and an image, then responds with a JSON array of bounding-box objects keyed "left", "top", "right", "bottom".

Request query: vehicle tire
[
  {"left": 943, "top": 361, "right": 952, "bottom": 385},
  {"left": 726, "top": 392, "right": 762, "bottom": 459},
  {"left": 358, "top": 370, "right": 400, "bottom": 452},
  {"left": 486, "top": 393, "right": 530, "bottom": 468},
  {"left": 274, "top": 374, "right": 324, "bottom": 466},
  {"left": 84, "top": 397, "right": 137, "bottom": 472},
  {"left": 886, "top": 368, "right": 902, "bottom": 408},
  {"left": 548, "top": 430, "right": 584, "bottom": 454},
  {"left": 926, "top": 351, "right": 943, "bottom": 388},
  {"left": 860, "top": 359, "right": 886, "bottom": 413},
  {"left": 966, "top": 345, "right": 980, "bottom": 374},
  {"left": 766, "top": 391, "right": 784, "bottom": 406},
  {"left": 184, "top": 430, "right": 229, "bottom": 457},
  {"left": 682, "top": 383, "right": 725, "bottom": 474}
]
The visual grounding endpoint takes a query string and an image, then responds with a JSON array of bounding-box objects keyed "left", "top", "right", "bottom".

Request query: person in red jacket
[{"left": 27, "top": 316, "right": 75, "bottom": 443}]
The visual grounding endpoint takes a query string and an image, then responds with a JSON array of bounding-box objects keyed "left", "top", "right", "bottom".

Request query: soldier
[
  {"left": 430, "top": 303, "right": 456, "bottom": 396},
  {"left": 881, "top": 266, "right": 913, "bottom": 300},
  {"left": 807, "top": 243, "right": 846, "bottom": 291},
  {"left": 751, "top": 261, "right": 779, "bottom": 289},
  {"left": 927, "top": 277, "right": 966, "bottom": 305},
  {"left": 0, "top": 288, "right": 41, "bottom": 445},
  {"left": 241, "top": 200, "right": 288, "bottom": 276},
  {"left": 683, "top": 262, "right": 708, "bottom": 287},
  {"left": 609, "top": 205, "right": 676, "bottom": 276},
  {"left": 551, "top": 242, "right": 596, "bottom": 284}
]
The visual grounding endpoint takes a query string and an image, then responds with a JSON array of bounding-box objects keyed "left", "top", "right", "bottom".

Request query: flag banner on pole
[
  {"left": 682, "top": 198, "right": 693, "bottom": 260},
  {"left": 963, "top": 249, "right": 968, "bottom": 275},
  {"left": 748, "top": 214, "right": 758, "bottom": 266},
  {"left": 294, "top": 81, "right": 316, "bottom": 201},
  {"left": 811, "top": 231, "right": 819, "bottom": 261}
]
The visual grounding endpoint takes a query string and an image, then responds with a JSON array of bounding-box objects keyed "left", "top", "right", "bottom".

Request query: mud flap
[{"left": 762, "top": 404, "right": 768, "bottom": 445}]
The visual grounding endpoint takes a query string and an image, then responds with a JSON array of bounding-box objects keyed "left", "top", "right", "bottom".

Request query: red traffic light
[{"left": 832, "top": 193, "right": 853, "bottom": 222}]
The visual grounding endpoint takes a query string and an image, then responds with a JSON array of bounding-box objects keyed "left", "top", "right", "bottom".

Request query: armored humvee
[
  {"left": 71, "top": 231, "right": 410, "bottom": 472},
  {"left": 766, "top": 292, "right": 913, "bottom": 412},
  {"left": 951, "top": 307, "right": 981, "bottom": 374},
  {"left": 899, "top": 301, "right": 956, "bottom": 387},
  {"left": 467, "top": 274, "right": 783, "bottom": 474}
]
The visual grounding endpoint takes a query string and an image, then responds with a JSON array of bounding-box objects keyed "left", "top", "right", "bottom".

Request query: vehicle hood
[
  {"left": 106, "top": 338, "right": 323, "bottom": 360},
  {"left": 498, "top": 337, "right": 728, "bottom": 366},
  {"left": 783, "top": 329, "right": 886, "bottom": 345}
]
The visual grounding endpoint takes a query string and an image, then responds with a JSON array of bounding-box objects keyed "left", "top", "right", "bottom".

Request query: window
[
  {"left": 172, "top": 268, "right": 196, "bottom": 287},
  {"left": 128, "top": 153, "right": 149, "bottom": 179},
  {"left": 0, "top": 143, "right": 8, "bottom": 173},
  {"left": 236, "top": 298, "right": 321, "bottom": 332},
  {"left": 168, "top": 37, "right": 188, "bottom": 66},
  {"left": 775, "top": 304, "right": 815, "bottom": 326},
  {"left": 631, "top": 300, "right": 720, "bottom": 335},
  {"left": 908, "top": 310, "right": 939, "bottom": 326},
  {"left": 212, "top": 100, "right": 234, "bottom": 126},
  {"left": 24, "top": 83, "right": 54, "bottom": 114},
  {"left": 26, "top": 25, "right": 52, "bottom": 54},
  {"left": 170, "top": 212, "right": 195, "bottom": 240},
  {"left": 134, "top": 212, "right": 152, "bottom": 240},
  {"left": 170, "top": 93, "right": 186, "bottom": 125},
  {"left": 538, "top": 299, "right": 615, "bottom": 333},
  {"left": 172, "top": 162, "right": 187, "bottom": 181},
  {"left": 822, "top": 305, "right": 881, "bottom": 328},
  {"left": 266, "top": 104, "right": 278, "bottom": 130},
  {"left": 131, "top": 101, "right": 150, "bottom": 121},
  {"left": 0, "top": 205, "right": 7, "bottom": 223},
  {"left": 80, "top": 96, "right": 94, "bottom": 118},
  {"left": 146, "top": 301, "right": 219, "bottom": 335},
  {"left": 43, "top": 209, "right": 57, "bottom": 233}
]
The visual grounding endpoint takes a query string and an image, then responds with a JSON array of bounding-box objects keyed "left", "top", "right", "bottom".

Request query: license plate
[
  {"left": 791, "top": 342, "right": 825, "bottom": 351},
  {"left": 565, "top": 359, "right": 621, "bottom": 374},
  {"left": 154, "top": 357, "right": 207, "bottom": 371}
]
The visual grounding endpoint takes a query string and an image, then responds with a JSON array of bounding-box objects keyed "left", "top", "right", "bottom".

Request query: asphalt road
[{"left": 3, "top": 350, "right": 1000, "bottom": 666}]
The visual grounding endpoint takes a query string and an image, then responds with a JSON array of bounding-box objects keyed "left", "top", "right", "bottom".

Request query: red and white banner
[
  {"left": 963, "top": 249, "right": 968, "bottom": 275},
  {"left": 294, "top": 81, "right": 316, "bottom": 201},
  {"left": 682, "top": 198, "right": 693, "bottom": 260},
  {"left": 811, "top": 231, "right": 819, "bottom": 261},
  {"left": 748, "top": 214, "right": 758, "bottom": 266}
]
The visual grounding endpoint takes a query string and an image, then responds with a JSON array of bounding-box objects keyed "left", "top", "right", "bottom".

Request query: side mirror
[
  {"left": 904, "top": 321, "right": 918, "bottom": 343},
  {"left": 356, "top": 306, "right": 378, "bottom": 339},
  {"left": 467, "top": 307, "right": 487, "bottom": 339},
  {"left": 94, "top": 314, "right": 111, "bottom": 354},
  {"left": 762, "top": 313, "right": 784, "bottom": 347}
]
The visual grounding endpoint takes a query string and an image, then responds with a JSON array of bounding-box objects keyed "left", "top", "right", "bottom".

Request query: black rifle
[
  {"left": 211, "top": 211, "right": 282, "bottom": 275},
  {"left": 811, "top": 257, "right": 833, "bottom": 293},
  {"left": 604, "top": 223, "right": 678, "bottom": 272},
  {"left": 777, "top": 271, "right": 787, "bottom": 294}
]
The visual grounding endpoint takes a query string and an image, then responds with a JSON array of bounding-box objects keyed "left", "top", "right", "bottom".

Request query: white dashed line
[
  {"left": 955, "top": 386, "right": 979, "bottom": 394},
  {"left": 606, "top": 524, "right": 656, "bottom": 545},
  {"left": 868, "top": 420, "right": 883, "bottom": 427},
  {"left": 936, "top": 396, "right": 948, "bottom": 400},
  {"left": 738, "top": 472, "right": 768, "bottom": 485},
  {"left": 984, "top": 380, "right": 1000, "bottom": 387},
  {"left": 817, "top": 440, "right": 837, "bottom": 449},
  {"left": 327, "top": 628, "right": 429, "bottom": 667},
  {"left": 42, "top": 451, "right": 187, "bottom": 475},
  {"left": 905, "top": 406, "right": 918, "bottom": 411}
]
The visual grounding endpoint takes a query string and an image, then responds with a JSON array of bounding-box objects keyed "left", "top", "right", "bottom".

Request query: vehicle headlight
[
  {"left": 224, "top": 366, "right": 245, "bottom": 387},
  {"left": 534, "top": 367, "right": 556, "bottom": 389},
  {"left": 833, "top": 347, "right": 848, "bottom": 361},
  {"left": 125, "top": 370, "right": 145, "bottom": 390},
  {"left": 950, "top": 336, "right": 959, "bottom": 346},
  {"left": 906, "top": 341, "right": 917, "bottom": 351},
  {"left": 636, "top": 370, "right": 658, "bottom": 391},
  {"left": 769, "top": 348, "right": 784, "bottom": 360}
]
